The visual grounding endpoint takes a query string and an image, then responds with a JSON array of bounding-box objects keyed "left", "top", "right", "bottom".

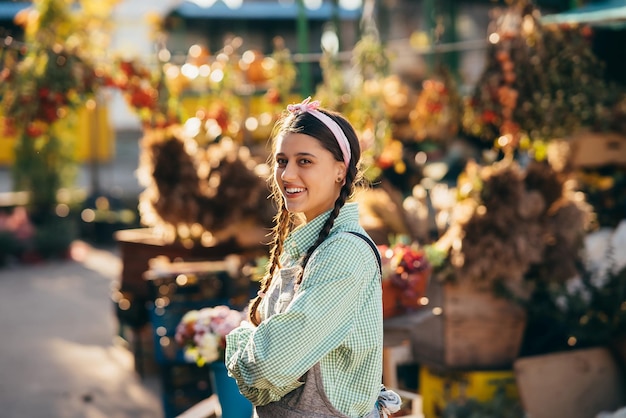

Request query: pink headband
[{"left": 287, "top": 97, "right": 352, "bottom": 167}]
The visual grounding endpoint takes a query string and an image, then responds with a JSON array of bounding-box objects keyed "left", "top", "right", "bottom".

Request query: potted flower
[
  {"left": 379, "top": 238, "right": 435, "bottom": 318},
  {"left": 175, "top": 305, "right": 253, "bottom": 418},
  {"left": 175, "top": 305, "right": 245, "bottom": 365}
]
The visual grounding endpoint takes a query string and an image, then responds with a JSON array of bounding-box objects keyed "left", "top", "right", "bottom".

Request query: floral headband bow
[
  {"left": 287, "top": 96, "right": 351, "bottom": 168},
  {"left": 287, "top": 96, "right": 321, "bottom": 113}
]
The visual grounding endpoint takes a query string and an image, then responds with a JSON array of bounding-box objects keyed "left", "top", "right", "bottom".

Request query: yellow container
[
  {"left": 0, "top": 103, "right": 114, "bottom": 166},
  {"left": 420, "top": 366, "right": 519, "bottom": 418}
]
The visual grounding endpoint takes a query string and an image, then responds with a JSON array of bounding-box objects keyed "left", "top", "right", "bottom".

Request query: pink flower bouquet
[{"left": 175, "top": 305, "right": 246, "bottom": 366}]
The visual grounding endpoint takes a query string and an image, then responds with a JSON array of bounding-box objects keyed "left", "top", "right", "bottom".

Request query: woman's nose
[{"left": 281, "top": 162, "right": 296, "bottom": 181}]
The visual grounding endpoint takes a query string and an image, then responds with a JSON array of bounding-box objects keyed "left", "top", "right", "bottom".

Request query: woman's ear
[{"left": 335, "top": 162, "right": 347, "bottom": 183}]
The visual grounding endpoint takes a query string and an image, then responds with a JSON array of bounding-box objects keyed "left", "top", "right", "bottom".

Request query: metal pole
[
  {"left": 445, "top": 0, "right": 459, "bottom": 80},
  {"left": 331, "top": 0, "right": 341, "bottom": 52},
  {"left": 423, "top": 0, "right": 436, "bottom": 73},
  {"left": 88, "top": 96, "right": 101, "bottom": 195},
  {"left": 296, "top": 0, "right": 312, "bottom": 97}
]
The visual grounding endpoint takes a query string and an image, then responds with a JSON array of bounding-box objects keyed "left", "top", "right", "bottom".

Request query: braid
[
  {"left": 248, "top": 204, "right": 291, "bottom": 325},
  {"left": 296, "top": 169, "right": 355, "bottom": 285}
]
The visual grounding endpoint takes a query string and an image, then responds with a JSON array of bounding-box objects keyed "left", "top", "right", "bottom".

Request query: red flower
[
  {"left": 40, "top": 102, "right": 59, "bottom": 123},
  {"left": 208, "top": 105, "right": 229, "bottom": 131},
  {"left": 426, "top": 102, "right": 444, "bottom": 113},
  {"left": 129, "top": 88, "right": 155, "bottom": 108},
  {"left": 481, "top": 110, "right": 498, "bottom": 124},
  {"left": 2, "top": 118, "right": 17, "bottom": 137},
  {"left": 119, "top": 61, "right": 135, "bottom": 77},
  {"left": 25, "top": 122, "right": 44, "bottom": 138},
  {"left": 0, "top": 68, "right": 12, "bottom": 82}
]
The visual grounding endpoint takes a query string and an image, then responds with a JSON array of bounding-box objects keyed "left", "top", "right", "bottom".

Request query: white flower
[
  {"left": 197, "top": 333, "right": 221, "bottom": 364},
  {"left": 175, "top": 305, "right": 246, "bottom": 366}
]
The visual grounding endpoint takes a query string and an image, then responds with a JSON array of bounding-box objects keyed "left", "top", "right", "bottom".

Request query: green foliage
[
  {"left": 315, "top": 31, "right": 393, "bottom": 184},
  {"left": 0, "top": 0, "right": 115, "bottom": 219},
  {"left": 521, "top": 251, "right": 626, "bottom": 356}
]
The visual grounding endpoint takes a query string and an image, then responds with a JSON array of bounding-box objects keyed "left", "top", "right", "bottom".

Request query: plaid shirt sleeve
[{"left": 225, "top": 232, "right": 382, "bottom": 415}]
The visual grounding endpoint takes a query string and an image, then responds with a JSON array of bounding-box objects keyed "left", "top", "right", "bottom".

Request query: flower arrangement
[
  {"left": 135, "top": 127, "right": 275, "bottom": 246},
  {"left": 0, "top": 0, "right": 116, "bottom": 219},
  {"left": 0, "top": 206, "right": 35, "bottom": 265},
  {"left": 175, "top": 305, "right": 246, "bottom": 366},
  {"left": 434, "top": 158, "right": 595, "bottom": 298},
  {"left": 521, "top": 221, "right": 626, "bottom": 356}
]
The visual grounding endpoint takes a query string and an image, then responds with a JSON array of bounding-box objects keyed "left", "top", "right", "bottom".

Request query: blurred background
[{"left": 0, "top": 1, "right": 625, "bottom": 417}]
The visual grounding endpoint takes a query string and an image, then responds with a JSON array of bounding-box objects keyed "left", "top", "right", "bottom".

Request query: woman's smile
[{"left": 284, "top": 186, "right": 306, "bottom": 196}]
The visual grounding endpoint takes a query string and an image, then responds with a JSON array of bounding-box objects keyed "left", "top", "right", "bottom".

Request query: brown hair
[{"left": 247, "top": 108, "right": 363, "bottom": 326}]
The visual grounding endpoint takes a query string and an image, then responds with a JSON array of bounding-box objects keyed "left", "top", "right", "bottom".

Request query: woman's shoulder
[{"left": 318, "top": 229, "right": 380, "bottom": 264}]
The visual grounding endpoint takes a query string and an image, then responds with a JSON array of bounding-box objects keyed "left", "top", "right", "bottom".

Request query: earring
[{"left": 336, "top": 177, "right": 343, "bottom": 183}]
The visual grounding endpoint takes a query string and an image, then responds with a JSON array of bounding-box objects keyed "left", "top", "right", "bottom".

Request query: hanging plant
[
  {"left": 409, "top": 66, "right": 462, "bottom": 142},
  {"left": 109, "top": 57, "right": 181, "bottom": 130},
  {"left": 462, "top": 0, "right": 621, "bottom": 154}
]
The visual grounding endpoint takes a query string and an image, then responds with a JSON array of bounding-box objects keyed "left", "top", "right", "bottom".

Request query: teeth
[{"left": 286, "top": 187, "right": 305, "bottom": 194}]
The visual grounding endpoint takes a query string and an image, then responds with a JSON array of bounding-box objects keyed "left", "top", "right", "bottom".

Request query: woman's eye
[
  {"left": 276, "top": 158, "right": 287, "bottom": 167},
  {"left": 298, "top": 158, "right": 311, "bottom": 165}
]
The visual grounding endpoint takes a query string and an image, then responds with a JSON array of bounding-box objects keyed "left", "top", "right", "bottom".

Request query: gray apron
[{"left": 254, "top": 265, "right": 380, "bottom": 418}]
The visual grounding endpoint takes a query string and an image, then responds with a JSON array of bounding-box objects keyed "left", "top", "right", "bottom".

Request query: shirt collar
[{"left": 283, "top": 202, "right": 360, "bottom": 262}]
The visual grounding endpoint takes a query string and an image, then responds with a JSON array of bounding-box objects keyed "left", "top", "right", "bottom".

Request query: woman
[{"left": 225, "top": 97, "right": 400, "bottom": 417}]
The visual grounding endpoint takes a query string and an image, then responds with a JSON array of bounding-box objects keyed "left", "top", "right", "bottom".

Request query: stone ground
[
  {"left": 0, "top": 131, "right": 168, "bottom": 418},
  {"left": 0, "top": 242, "right": 164, "bottom": 418}
]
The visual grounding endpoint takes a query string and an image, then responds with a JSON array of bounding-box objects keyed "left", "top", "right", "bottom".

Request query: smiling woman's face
[{"left": 274, "top": 132, "right": 346, "bottom": 221}]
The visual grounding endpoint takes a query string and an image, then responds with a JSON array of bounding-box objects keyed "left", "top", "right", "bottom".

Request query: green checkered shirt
[{"left": 225, "top": 202, "right": 383, "bottom": 417}]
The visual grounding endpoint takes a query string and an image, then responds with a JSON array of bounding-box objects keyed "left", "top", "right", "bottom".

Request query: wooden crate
[
  {"left": 113, "top": 228, "right": 266, "bottom": 326},
  {"left": 569, "top": 132, "right": 626, "bottom": 169},
  {"left": 395, "top": 278, "right": 527, "bottom": 370},
  {"left": 115, "top": 228, "right": 265, "bottom": 299}
]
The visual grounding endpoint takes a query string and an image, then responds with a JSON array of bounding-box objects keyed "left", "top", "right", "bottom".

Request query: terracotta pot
[
  {"left": 397, "top": 270, "right": 430, "bottom": 312},
  {"left": 382, "top": 271, "right": 430, "bottom": 319},
  {"left": 382, "top": 279, "right": 403, "bottom": 319}
]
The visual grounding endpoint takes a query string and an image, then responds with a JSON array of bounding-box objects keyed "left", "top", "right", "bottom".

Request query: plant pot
[
  {"left": 382, "top": 278, "right": 403, "bottom": 319},
  {"left": 396, "top": 270, "right": 430, "bottom": 312},
  {"left": 382, "top": 271, "right": 430, "bottom": 319},
  {"left": 209, "top": 361, "right": 253, "bottom": 418},
  {"left": 514, "top": 347, "right": 626, "bottom": 418}
]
